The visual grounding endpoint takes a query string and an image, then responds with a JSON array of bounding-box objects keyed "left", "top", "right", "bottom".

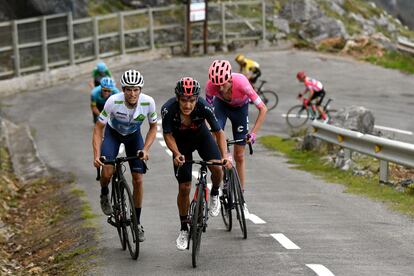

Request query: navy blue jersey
[{"left": 161, "top": 97, "right": 221, "bottom": 136}]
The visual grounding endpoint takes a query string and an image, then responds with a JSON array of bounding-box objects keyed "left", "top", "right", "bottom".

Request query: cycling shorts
[
  {"left": 173, "top": 126, "right": 221, "bottom": 184},
  {"left": 101, "top": 125, "right": 146, "bottom": 174},
  {"left": 214, "top": 98, "right": 248, "bottom": 145},
  {"left": 310, "top": 89, "right": 326, "bottom": 106}
]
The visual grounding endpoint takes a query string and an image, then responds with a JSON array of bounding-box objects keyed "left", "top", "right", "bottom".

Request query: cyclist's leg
[
  {"left": 227, "top": 103, "right": 248, "bottom": 191},
  {"left": 314, "top": 90, "right": 327, "bottom": 120},
  {"left": 213, "top": 98, "right": 228, "bottom": 130},
  {"left": 100, "top": 126, "right": 121, "bottom": 214}
]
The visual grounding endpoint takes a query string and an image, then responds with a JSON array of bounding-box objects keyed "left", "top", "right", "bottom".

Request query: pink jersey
[
  {"left": 304, "top": 77, "right": 323, "bottom": 92},
  {"left": 205, "top": 73, "right": 264, "bottom": 108}
]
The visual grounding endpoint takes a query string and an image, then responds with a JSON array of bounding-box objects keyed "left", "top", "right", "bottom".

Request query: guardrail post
[
  {"left": 148, "top": 8, "right": 155, "bottom": 50},
  {"left": 67, "top": 13, "right": 75, "bottom": 65},
  {"left": 261, "top": 0, "right": 266, "bottom": 43},
  {"left": 119, "top": 12, "right": 125, "bottom": 54},
  {"left": 93, "top": 17, "right": 99, "bottom": 59},
  {"left": 12, "top": 20, "right": 21, "bottom": 77},
  {"left": 41, "top": 16, "right": 49, "bottom": 71},
  {"left": 379, "top": 160, "right": 389, "bottom": 183},
  {"left": 344, "top": 148, "right": 352, "bottom": 160},
  {"left": 221, "top": 2, "right": 226, "bottom": 50}
]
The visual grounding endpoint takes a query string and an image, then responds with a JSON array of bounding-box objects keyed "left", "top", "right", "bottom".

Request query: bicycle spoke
[{"left": 120, "top": 182, "right": 139, "bottom": 260}]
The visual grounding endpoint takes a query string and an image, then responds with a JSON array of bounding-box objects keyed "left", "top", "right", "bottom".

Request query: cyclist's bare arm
[
  {"left": 141, "top": 122, "right": 157, "bottom": 160},
  {"left": 92, "top": 121, "right": 106, "bottom": 167},
  {"left": 250, "top": 104, "right": 267, "bottom": 135},
  {"left": 163, "top": 132, "right": 184, "bottom": 166}
]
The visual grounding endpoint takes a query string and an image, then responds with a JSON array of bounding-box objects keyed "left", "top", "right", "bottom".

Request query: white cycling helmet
[{"left": 120, "top": 70, "right": 144, "bottom": 88}]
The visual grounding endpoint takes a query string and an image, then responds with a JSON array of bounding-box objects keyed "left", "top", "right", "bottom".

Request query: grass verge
[
  {"left": 364, "top": 50, "right": 414, "bottom": 75},
  {"left": 260, "top": 135, "right": 414, "bottom": 217}
]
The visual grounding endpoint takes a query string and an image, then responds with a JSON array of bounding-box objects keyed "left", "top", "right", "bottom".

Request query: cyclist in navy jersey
[{"left": 161, "top": 77, "right": 231, "bottom": 251}]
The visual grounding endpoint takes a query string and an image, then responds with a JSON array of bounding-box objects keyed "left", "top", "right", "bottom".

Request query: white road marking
[
  {"left": 282, "top": 114, "right": 307, "bottom": 118},
  {"left": 270, "top": 233, "right": 300, "bottom": 249},
  {"left": 374, "top": 125, "right": 413, "bottom": 135},
  {"left": 306, "top": 264, "right": 335, "bottom": 276},
  {"left": 248, "top": 214, "right": 266, "bottom": 224},
  {"left": 165, "top": 149, "right": 172, "bottom": 156},
  {"left": 159, "top": 140, "right": 166, "bottom": 147},
  {"left": 157, "top": 120, "right": 162, "bottom": 125},
  {"left": 156, "top": 132, "right": 163, "bottom": 138},
  {"left": 191, "top": 171, "right": 212, "bottom": 190},
  {"left": 157, "top": 125, "right": 161, "bottom": 131}
]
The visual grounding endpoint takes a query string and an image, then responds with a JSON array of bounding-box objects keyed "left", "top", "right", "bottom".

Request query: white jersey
[{"left": 98, "top": 93, "right": 158, "bottom": 136}]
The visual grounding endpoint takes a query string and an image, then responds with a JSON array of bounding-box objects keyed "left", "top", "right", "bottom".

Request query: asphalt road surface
[{"left": 2, "top": 50, "right": 414, "bottom": 275}]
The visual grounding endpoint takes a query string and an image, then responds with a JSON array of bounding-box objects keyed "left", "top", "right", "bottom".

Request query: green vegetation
[
  {"left": 365, "top": 50, "right": 414, "bottom": 74},
  {"left": 88, "top": 0, "right": 131, "bottom": 16},
  {"left": 260, "top": 135, "right": 414, "bottom": 217}
]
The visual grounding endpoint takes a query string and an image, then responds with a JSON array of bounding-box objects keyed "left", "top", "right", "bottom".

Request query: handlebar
[
  {"left": 226, "top": 139, "right": 253, "bottom": 155},
  {"left": 96, "top": 151, "right": 146, "bottom": 181}
]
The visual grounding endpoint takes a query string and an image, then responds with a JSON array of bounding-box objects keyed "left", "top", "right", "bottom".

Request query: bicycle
[
  {"left": 96, "top": 152, "right": 146, "bottom": 260},
  {"left": 220, "top": 139, "right": 252, "bottom": 239},
  {"left": 178, "top": 159, "right": 225, "bottom": 268},
  {"left": 253, "top": 80, "right": 279, "bottom": 111},
  {"left": 285, "top": 96, "right": 336, "bottom": 129}
]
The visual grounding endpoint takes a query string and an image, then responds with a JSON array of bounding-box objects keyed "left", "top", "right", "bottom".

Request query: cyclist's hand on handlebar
[
  {"left": 94, "top": 156, "right": 105, "bottom": 168},
  {"left": 174, "top": 155, "right": 185, "bottom": 167},
  {"left": 246, "top": 133, "right": 257, "bottom": 144},
  {"left": 222, "top": 158, "right": 232, "bottom": 169},
  {"left": 137, "top": 150, "right": 149, "bottom": 160}
]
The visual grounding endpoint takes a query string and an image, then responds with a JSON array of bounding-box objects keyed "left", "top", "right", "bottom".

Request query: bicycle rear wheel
[
  {"left": 286, "top": 104, "right": 309, "bottom": 128},
  {"left": 220, "top": 170, "right": 232, "bottom": 231},
  {"left": 120, "top": 180, "right": 139, "bottom": 260},
  {"left": 191, "top": 185, "right": 205, "bottom": 268},
  {"left": 260, "top": 90, "right": 279, "bottom": 111},
  {"left": 230, "top": 169, "right": 247, "bottom": 239},
  {"left": 111, "top": 180, "right": 126, "bottom": 250}
]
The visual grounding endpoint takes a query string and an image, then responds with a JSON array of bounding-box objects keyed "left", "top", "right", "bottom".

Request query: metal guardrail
[
  {"left": 0, "top": 1, "right": 266, "bottom": 79},
  {"left": 397, "top": 37, "right": 414, "bottom": 55},
  {"left": 311, "top": 120, "right": 414, "bottom": 183}
]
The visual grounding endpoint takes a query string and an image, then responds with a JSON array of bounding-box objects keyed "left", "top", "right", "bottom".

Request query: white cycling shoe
[
  {"left": 209, "top": 195, "right": 221, "bottom": 217},
  {"left": 176, "top": 230, "right": 189, "bottom": 251}
]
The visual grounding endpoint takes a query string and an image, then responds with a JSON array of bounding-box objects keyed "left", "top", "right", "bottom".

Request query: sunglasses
[{"left": 102, "top": 88, "right": 111, "bottom": 93}]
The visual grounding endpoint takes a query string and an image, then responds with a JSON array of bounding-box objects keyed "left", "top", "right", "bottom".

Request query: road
[{"left": 2, "top": 50, "right": 414, "bottom": 275}]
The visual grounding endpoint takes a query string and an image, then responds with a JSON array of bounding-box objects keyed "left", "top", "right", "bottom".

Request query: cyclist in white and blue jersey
[{"left": 92, "top": 70, "right": 158, "bottom": 242}]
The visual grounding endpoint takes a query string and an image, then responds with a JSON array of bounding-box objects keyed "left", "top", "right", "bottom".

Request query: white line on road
[
  {"left": 157, "top": 120, "right": 162, "bottom": 125},
  {"left": 159, "top": 140, "right": 166, "bottom": 147},
  {"left": 248, "top": 214, "right": 266, "bottom": 224},
  {"left": 282, "top": 114, "right": 307, "bottom": 118},
  {"left": 165, "top": 149, "right": 172, "bottom": 157},
  {"left": 374, "top": 125, "right": 413, "bottom": 135},
  {"left": 306, "top": 264, "right": 335, "bottom": 276},
  {"left": 270, "top": 233, "right": 301, "bottom": 249},
  {"left": 156, "top": 132, "right": 163, "bottom": 138},
  {"left": 191, "top": 171, "right": 212, "bottom": 190}
]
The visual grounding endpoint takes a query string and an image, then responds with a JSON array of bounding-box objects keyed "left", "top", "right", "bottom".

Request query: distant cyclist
[
  {"left": 92, "top": 70, "right": 157, "bottom": 242},
  {"left": 235, "top": 54, "right": 262, "bottom": 85},
  {"left": 296, "top": 71, "right": 328, "bottom": 122},
  {"left": 161, "top": 77, "right": 230, "bottom": 251},
  {"left": 90, "top": 77, "right": 120, "bottom": 123},
  {"left": 206, "top": 60, "right": 267, "bottom": 215},
  {"left": 89, "top": 61, "right": 112, "bottom": 88}
]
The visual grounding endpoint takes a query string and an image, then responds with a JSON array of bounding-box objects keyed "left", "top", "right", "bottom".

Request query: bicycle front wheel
[
  {"left": 120, "top": 180, "right": 139, "bottom": 260},
  {"left": 220, "top": 169, "right": 232, "bottom": 231},
  {"left": 191, "top": 186, "right": 205, "bottom": 268},
  {"left": 286, "top": 104, "right": 309, "bottom": 128},
  {"left": 230, "top": 169, "right": 247, "bottom": 239},
  {"left": 111, "top": 181, "right": 126, "bottom": 250},
  {"left": 260, "top": 90, "right": 279, "bottom": 111}
]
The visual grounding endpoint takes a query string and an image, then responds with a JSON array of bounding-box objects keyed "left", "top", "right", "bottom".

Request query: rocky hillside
[{"left": 370, "top": 0, "right": 414, "bottom": 30}]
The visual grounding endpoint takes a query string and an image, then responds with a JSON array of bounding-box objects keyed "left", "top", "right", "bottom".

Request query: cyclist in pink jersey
[
  {"left": 296, "top": 71, "right": 328, "bottom": 121},
  {"left": 206, "top": 59, "right": 267, "bottom": 215}
]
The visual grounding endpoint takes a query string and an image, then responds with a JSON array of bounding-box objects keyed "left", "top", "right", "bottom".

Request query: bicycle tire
[
  {"left": 120, "top": 180, "right": 140, "bottom": 260},
  {"left": 230, "top": 169, "right": 247, "bottom": 239},
  {"left": 191, "top": 185, "right": 205, "bottom": 268},
  {"left": 220, "top": 169, "right": 232, "bottom": 231},
  {"left": 286, "top": 104, "right": 309, "bottom": 128},
  {"left": 111, "top": 179, "right": 126, "bottom": 250},
  {"left": 260, "top": 90, "right": 279, "bottom": 111}
]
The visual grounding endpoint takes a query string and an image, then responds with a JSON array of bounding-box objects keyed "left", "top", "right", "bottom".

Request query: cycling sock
[
  {"left": 101, "top": 186, "right": 109, "bottom": 196},
  {"left": 135, "top": 208, "right": 141, "bottom": 225},
  {"left": 210, "top": 186, "right": 219, "bottom": 196},
  {"left": 180, "top": 215, "right": 188, "bottom": 231}
]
